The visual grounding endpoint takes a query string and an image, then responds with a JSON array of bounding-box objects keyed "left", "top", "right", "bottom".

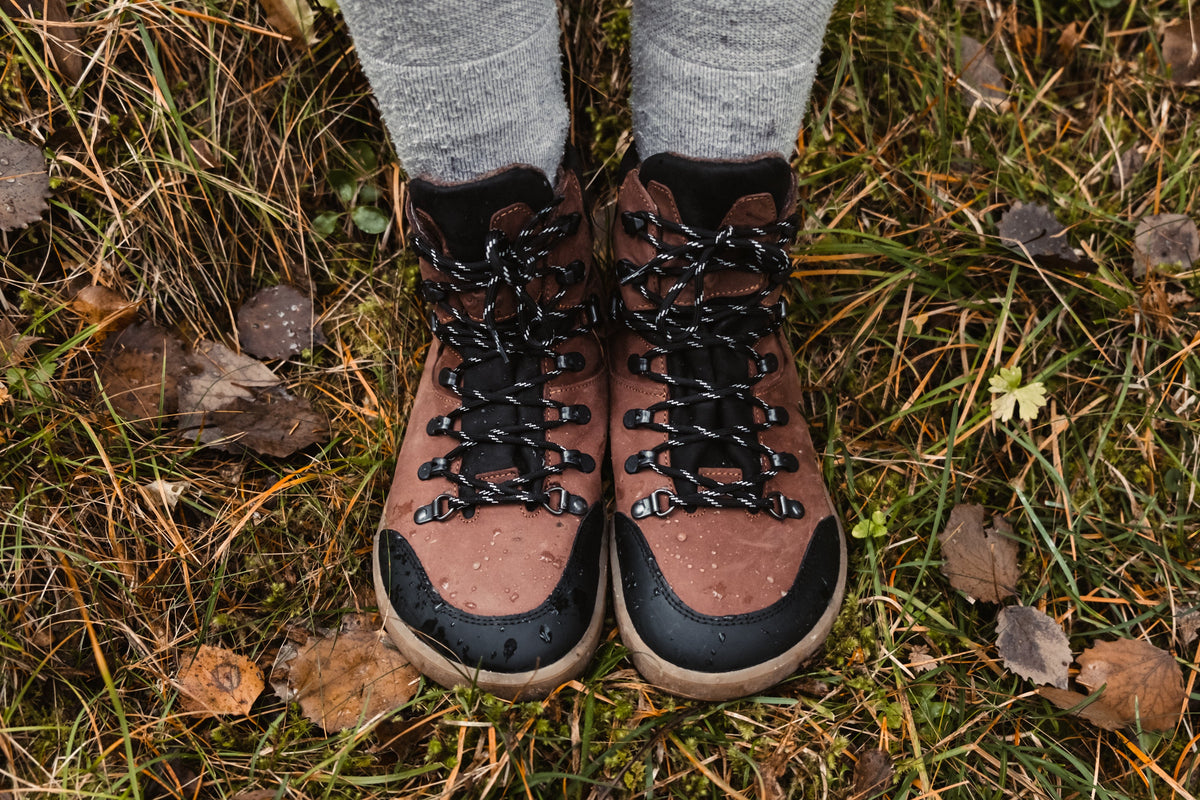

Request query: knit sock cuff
[
  {"left": 631, "top": 0, "right": 835, "bottom": 161},
  {"left": 355, "top": 12, "right": 567, "bottom": 183}
]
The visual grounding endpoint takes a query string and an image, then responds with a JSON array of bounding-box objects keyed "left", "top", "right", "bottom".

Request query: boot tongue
[
  {"left": 638, "top": 154, "right": 793, "bottom": 499},
  {"left": 409, "top": 166, "right": 555, "bottom": 262},
  {"left": 638, "top": 153, "right": 791, "bottom": 230}
]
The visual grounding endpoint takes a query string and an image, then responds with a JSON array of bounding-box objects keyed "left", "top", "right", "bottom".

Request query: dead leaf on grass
[
  {"left": 958, "top": 34, "right": 1007, "bottom": 110},
  {"left": 70, "top": 285, "right": 138, "bottom": 329},
  {"left": 1162, "top": 13, "right": 1200, "bottom": 85},
  {"left": 259, "top": 0, "right": 316, "bottom": 45},
  {"left": 0, "top": 136, "right": 51, "bottom": 231},
  {"left": 176, "top": 339, "right": 328, "bottom": 456},
  {"left": 1114, "top": 146, "right": 1145, "bottom": 191},
  {"left": 996, "top": 606, "right": 1071, "bottom": 689},
  {"left": 997, "top": 202, "right": 1079, "bottom": 263},
  {"left": 907, "top": 644, "right": 938, "bottom": 674},
  {"left": 175, "top": 644, "right": 264, "bottom": 717},
  {"left": 1075, "top": 638, "right": 1185, "bottom": 732},
  {"left": 98, "top": 322, "right": 185, "bottom": 424},
  {"left": 849, "top": 748, "right": 894, "bottom": 800},
  {"left": 139, "top": 479, "right": 188, "bottom": 511},
  {"left": 271, "top": 617, "right": 419, "bottom": 733},
  {"left": 1132, "top": 214, "right": 1199, "bottom": 278},
  {"left": 1037, "top": 686, "right": 1131, "bottom": 731},
  {"left": 1179, "top": 607, "right": 1200, "bottom": 648},
  {"left": 0, "top": 317, "right": 38, "bottom": 369},
  {"left": 0, "top": 0, "right": 82, "bottom": 83},
  {"left": 939, "top": 503, "right": 1020, "bottom": 603},
  {"left": 237, "top": 285, "right": 327, "bottom": 360}
]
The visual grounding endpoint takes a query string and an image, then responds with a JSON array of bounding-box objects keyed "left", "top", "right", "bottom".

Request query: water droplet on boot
[
  {"left": 509, "top": 593, "right": 520, "bottom": 603},
  {"left": 538, "top": 625, "right": 553, "bottom": 643},
  {"left": 676, "top": 533, "right": 687, "bottom": 542},
  {"left": 717, "top": 632, "right": 726, "bottom": 642},
  {"left": 472, "top": 562, "right": 481, "bottom": 570}
]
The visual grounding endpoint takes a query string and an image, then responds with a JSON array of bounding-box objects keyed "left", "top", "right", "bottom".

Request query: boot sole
[
  {"left": 373, "top": 529, "right": 609, "bottom": 701},
  {"left": 610, "top": 516, "right": 847, "bottom": 701}
]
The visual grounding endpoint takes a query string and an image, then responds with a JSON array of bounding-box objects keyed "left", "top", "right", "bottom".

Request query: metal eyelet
[
  {"left": 426, "top": 415, "right": 454, "bottom": 436},
  {"left": 764, "top": 406, "right": 789, "bottom": 426},
  {"left": 767, "top": 492, "right": 805, "bottom": 520},
  {"left": 438, "top": 368, "right": 460, "bottom": 390},
  {"left": 414, "top": 493, "right": 458, "bottom": 524},
  {"left": 559, "top": 259, "right": 586, "bottom": 285},
  {"left": 543, "top": 486, "right": 589, "bottom": 516},
  {"left": 561, "top": 450, "right": 596, "bottom": 473},
  {"left": 417, "top": 457, "right": 450, "bottom": 480},
  {"left": 624, "top": 449, "right": 657, "bottom": 474},
  {"left": 555, "top": 352, "right": 585, "bottom": 371},
  {"left": 631, "top": 488, "right": 677, "bottom": 520},
  {"left": 768, "top": 452, "right": 800, "bottom": 472},
  {"left": 558, "top": 404, "right": 591, "bottom": 424},
  {"left": 628, "top": 354, "right": 650, "bottom": 375},
  {"left": 621, "top": 212, "right": 647, "bottom": 235},
  {"left": 623, "top": 408, "right": 653, "bottom": 428},
  {"left": 755, "top": 353, "right": 779, "bottom": 375}
]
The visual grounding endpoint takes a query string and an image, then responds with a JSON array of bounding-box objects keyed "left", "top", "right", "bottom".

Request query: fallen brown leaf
[
  {"left": 1, "top": 0, "right": 82, "bottom": 82},
  {"left": 98, "top": 322, "right": 185, "bottom": 424},
  {"left": 175, "top": 644, "right": 264, "bottom": 717},
  {"left": 958, "top": 34, "right": 1007, "bottom": 110},
  {"left": 259, "top": 0, "right": 315, "bottom": 46},
  {"left": 176, "top": 339, "right": 328, "bottom": 456},
  {"left": 1076, "top": 638, "right": 1185, "bottom": 732},
  {"left": 996, "top": 606, "right": 1071, "bottom": 689},
  {"left": 271, "top": 621, "right": 419, "bottom": 733},
  {"left": 1037, "top": 686, "right": 1130, "bottom": 731},
  {"left": 1180, "top": 607, "right": 1200, "bottom": 648},
  {"left": 1132, "top": 214, "right": 1199, "bottom": 278},
  {"left": 938, "top": 503, "right": 1020, "bottom": 603},
  {"left": 0, "top": 317, "right": 38, "bottom": 369},
  {"left": 237, "top": 285, "right": 326, "bottom": 360},
  {"left": 1162, "top": 13, "right": 1200, "bottom": 85},
  {"left": 70, "top": 285, "right": 138, "bottom": 329},
  {"left": 0, "top": 135, "right": 50, "bottom": 231},
  {"left": 849, "top": 748, "right": 894, "bottom": 800},
  {"left": 907, "top": 644, "right": 938, "bottom": 674}
]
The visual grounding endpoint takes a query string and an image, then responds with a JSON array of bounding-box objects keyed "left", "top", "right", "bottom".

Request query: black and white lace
[
  {"left": 412, "top": 200, "right": 599, "bottom": 524},
  {"left": 616, "top": 209, "right": 805, "bottom": 521}
]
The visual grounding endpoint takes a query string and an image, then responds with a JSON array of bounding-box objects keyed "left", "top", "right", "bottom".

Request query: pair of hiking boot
[{"left": 373, "top": 151, "right": 846, "bottom": 701}]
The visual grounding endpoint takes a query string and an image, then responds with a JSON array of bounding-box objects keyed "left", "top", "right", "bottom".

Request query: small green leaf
[
  {"left": 351, "top": 205, "right": 389, "bottom": 235},
  {"left": 851, "top": 509, "right": 889, "bottom": 539},
  {"left": 357, "top": 183, "right": 380, "bottom": 204},
  {"left": 988, "top": 366, "right": 1047, "bottom": 422},
  {"left": 312, "top": 211, "right": 341, "bottom": 237},
  {"left": 346, "top": 141, "right": 378, "bottom": 172},
  {"left": 328, "top": 169, "right": 356, "bottom": 205}
]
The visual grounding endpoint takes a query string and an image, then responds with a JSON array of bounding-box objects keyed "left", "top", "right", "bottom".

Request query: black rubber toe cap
[
  {"left": 614, "top": 513, "right": 841, "bottom": 673},
  {"left": 378, "top": 505, "right": 604, "bottom": 674}
]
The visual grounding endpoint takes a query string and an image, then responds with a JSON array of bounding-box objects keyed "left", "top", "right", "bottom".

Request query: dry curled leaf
[
  {"left": 849, "top": 748, "right": 895, "bottom": 800},
  {"left": 1162, "top": 13, "right": 1200, "bottom": 85},
  {"left": 259, "top": 0, "right": 316, "bottom": 45},
  {"left": 175, "top": 644, "right": 264, "bottom": 717},
  {"left": 1114, "top": 146, "right": 1145, "bottom": 191},
  {"left": 271, "top": 622, "right": 419, "bottom": 732},
  {"left": 997, "top": 202, "right": 1078, "bottom": 263},
  {"left": 0, "top": 317, "right": 38, "bottom": 369},
  {"left": 1180, "top": 607, "right": 1200, "bottom": 648},
  {"left": 958, "top": 34, "right": 1007, "bottom": 110},
  {"left": 1132, "top": 214, "right": 1199, "bottom": 278},
  {"left": 1037, "top": 686, "right": 1131, "bottom": 731},
  {"left": 1075, "top": 639, "right": 1185, "bottom": 732},
  {"left": 1, "top": 0, "right": 82, "bottom": 82},
  {"left": 70, "top": 285, "right": 138, "bottom": 329},
  {"left": 177, "top": 339, "right": 328, "bottom": 456},
  {"left": 98, "top": 322, "right": 185, "bottom": 424},
  {"left": 0, "top": 136, "right": 51, "bottom": 231},
  {"left": 907, "top": 644, "right": 938, "bottom": 674},
  {"left": 939, "top": 503, "right": 1020, "bottom": 603},
  {"left": 237, "top": 285, "right": 326, "bottom": 360},
  {"left": 996, "top": 606, "right": 1072, "bottom": 689}
]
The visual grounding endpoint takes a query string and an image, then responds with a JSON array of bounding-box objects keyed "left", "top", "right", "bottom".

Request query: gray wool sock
[
  {"left": 338, "top": 0, "right": 567, "bottom": 183},
  {"left": 631, "top": 0, "right": 837, "bottom": 161}
]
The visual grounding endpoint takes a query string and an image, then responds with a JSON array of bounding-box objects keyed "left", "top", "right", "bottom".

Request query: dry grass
[{"left": 1, "top": 0, "right": 1198, "bottom": 798}]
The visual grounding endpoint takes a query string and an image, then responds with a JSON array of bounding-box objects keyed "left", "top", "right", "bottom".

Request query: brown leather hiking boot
[
  {"left": 608, "top": 152, "right": 847, "bottom": 700},
  {"left": 374, "top": 164, "right": 608, "bottom": 699}
]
